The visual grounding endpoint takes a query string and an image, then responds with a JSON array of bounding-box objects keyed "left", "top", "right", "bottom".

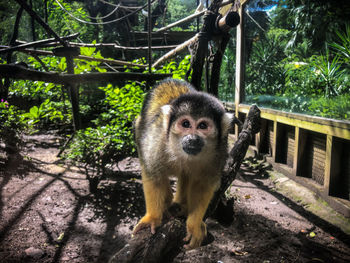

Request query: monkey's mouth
[
  {"left": 182, "top": 134, "right": 204, "bottom": 155},
  {"left": 182, "top": 145, "right": 202, "bottom": 155}
]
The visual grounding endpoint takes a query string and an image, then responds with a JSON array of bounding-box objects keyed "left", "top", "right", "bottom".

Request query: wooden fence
[{"left": 236, "top": 104, "right": 350, "bottom": 217}]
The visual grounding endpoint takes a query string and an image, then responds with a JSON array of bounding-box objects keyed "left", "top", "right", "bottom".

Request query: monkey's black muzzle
[{"left": 182, "top": 134, "right": 204, "bottom": 155}]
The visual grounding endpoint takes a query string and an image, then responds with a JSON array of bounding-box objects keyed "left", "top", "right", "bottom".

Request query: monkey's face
[{"left": 170, "top": 114, "right": 218, "bottom": 158}]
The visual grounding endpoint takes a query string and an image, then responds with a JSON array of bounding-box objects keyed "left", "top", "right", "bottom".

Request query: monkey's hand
[
  {"left": 183, "top": 220, "right": 207, "bottom": 250},
  {"left": 133, "top": 214, "right": 162, "bottom": 235}
]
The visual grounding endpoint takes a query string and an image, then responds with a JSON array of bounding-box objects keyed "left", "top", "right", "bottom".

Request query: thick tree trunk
[{"left": 109, "top": 105, "right": 261, "bottom": 263}]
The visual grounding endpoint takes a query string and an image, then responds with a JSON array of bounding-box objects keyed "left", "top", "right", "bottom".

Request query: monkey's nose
[{"left": 182, "top": 134, "right": 204, "bottom": 155}]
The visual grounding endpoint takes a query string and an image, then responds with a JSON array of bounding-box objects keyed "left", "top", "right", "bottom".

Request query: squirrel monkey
[{"left": 133, "top": 79, "right": 231, "bottom": 249}]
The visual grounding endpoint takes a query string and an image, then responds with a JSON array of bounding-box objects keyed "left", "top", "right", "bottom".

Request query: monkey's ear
[
  {"left": 223, "top": 112, "right": 234, "bottom": 125},
  {"left": 222, "top": 112, "right": 235, "bottom": 135},
  {"left": 161, "top": 104, "right": 172, "bottom": 129},
  {"left": 161, "top": 104, "right": 172, "bottom": 116}
]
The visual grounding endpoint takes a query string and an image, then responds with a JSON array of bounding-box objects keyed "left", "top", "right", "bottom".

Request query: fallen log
[{"left": 109, "top": 104, "right": 261, "bottom": 263}]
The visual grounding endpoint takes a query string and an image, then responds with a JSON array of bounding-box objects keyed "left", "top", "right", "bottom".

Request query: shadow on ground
[{"left": 0, "top": 135, "right": 349, "bottom": 263}]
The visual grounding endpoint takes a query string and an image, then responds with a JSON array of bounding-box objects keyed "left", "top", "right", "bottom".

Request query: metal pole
[
  {"left": 235, "top": 5, "right": 245, "bottom": 139},
  {"left": 148, "top": 0, "right": 152, "bottom": 74}
]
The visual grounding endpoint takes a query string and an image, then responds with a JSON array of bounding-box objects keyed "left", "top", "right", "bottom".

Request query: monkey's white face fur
[{"left": 166, "top": 112, "right": 230, "bottom": 167}]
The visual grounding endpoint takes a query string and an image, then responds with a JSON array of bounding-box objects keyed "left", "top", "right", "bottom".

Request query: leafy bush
[
  {"left": 22, "top": 99, "right": 72, "bottom": 130},
  {"left": 331, "top": 24, "right": 350, "bottom": 64},
  {"left": 245, "top": 94, "right": 310, "bottom": 114},
  {"left": 0, "top": 99, "right": 26, "bottom": 154},
  {"left": 62, "top": 82, "right": 144, "bottom": 182},
  {"left": 283, "top": 59, "right": 322, "bottom": 97},
  {"left": 310, "top": 51, "right": 347, "bottom": 97},
  {"left": 245, "top": 37, "right": 286, "bottom": 95},
  {"left": 156, "top": 54, "right": 192, "bottom": 80},
  {"left": 308, "top": 94, "right": 350, "bottom": 120},
  {"left": 8, "top": 45, "right": 107, "bottom": 130}
]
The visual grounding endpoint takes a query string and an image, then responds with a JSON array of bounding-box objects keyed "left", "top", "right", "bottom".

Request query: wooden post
[
  {"left": 234, "top": 5, "right": 245, "bottom": 139},
  {"left": 66, "top": 55, "right": 81, "bottom": 131},
  {"left": 294, "top": 127, "right": 308, "bottom": 177},
  {"left": 272, "top": 120, "right": 278, "bottom": 161},
  {"left": 324, "top": 135, "right": 333, "bottom": 195},
  {"left": 293, "top": 126, "right": 300, "bottom": 176},
  {"left": 53, "top": 47, "right": 81, "bottom": 131}
]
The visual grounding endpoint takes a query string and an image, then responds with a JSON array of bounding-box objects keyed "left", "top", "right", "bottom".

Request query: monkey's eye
[
  {"left": 197, "top": 121, "right": 208, "bottom": 130},
  {"left": 181, "top": 119, "right": 191, "bottom": 128}
]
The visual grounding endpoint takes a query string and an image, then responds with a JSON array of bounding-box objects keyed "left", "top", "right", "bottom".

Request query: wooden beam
[
  {"left": 67, "top": 42, "right": 177, "bottom": 51},
  {"left": 0, "top": 47, "right": 147, "bottom": 68},
  {"left": 156, "top": 1, "right": 236, "bottom": 33},
  {"left": 0, "top": 64, "right": 170, "bottom": 85},
  {"left": 272, "top": 120, "right": 278, "bottom": 162},
  {"left": 0, "top": 34, "right": 79, "bottom": 54},
  {"left": 152, "top": 34, "right": 198, "bottom": 68},
  {"left": 156, "top": 10, "right": 206, "bottom": 33},
  {"left": 14, "top": 0, "right": 66, "bottom": 46}
]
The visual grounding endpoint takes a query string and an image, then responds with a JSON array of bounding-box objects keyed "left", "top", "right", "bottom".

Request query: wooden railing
[{"left": 234, "top": 104, "right": 350, "bottom": 217}]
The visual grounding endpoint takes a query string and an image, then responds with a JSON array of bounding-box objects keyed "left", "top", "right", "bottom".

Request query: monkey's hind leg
[
  {"left": 184, "top": 180, "right": 217, "bottom": 249},
  {"left": 133, "top": 170, "right": 173, "bottom": 234}
]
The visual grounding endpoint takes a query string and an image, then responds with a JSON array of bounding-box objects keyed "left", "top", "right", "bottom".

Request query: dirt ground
[{"left": 0, "top": 133, "right": 349, "bottom": 263}]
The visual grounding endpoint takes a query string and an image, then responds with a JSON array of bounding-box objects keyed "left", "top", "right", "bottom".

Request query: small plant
[
  {"left": 21, "top": 99, "right": 72, "bottom": 131},
  {"left": 156, "top": 54, "right": 192, "bottom": 80},
  {"left": 310, "top": 50, "right": 345, "bottom": 98},
  {"left": 308, "top": 94, "right": 350, "bottom": 120},
  {"left": 331, "top": 24, "right": 350, "bottom": 64},
  {"left": 0, "top": 99, "right": 26, "bottom": 154},
  {"left": 62, "top": 82, "right": 144, "bottom": 192}
]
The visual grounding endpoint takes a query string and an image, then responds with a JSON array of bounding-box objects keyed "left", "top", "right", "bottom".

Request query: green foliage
[
  {"left": 0, "top": 99, "right": 27, "bottom": 152},
  {"left": 245, "top": 94, "right": 310, "bottom": 114},
  {"left": 165, "top": 0, "right": 196, "bottom": 30},
  {"left": 308, "top": 94, "right": 350, "bottom": 120},
  {"left": 246, "top": 37, "right": 286, "bottom": 95},
  {"left": 331, "top": 24, "right": 350, "bottom": 64},
  {"left": 62, "top": 82, "right": 144, "bottom": 175},
  {"left": 7, "top": 45, "right": 107, "bottom": 129},
  {"left": 310, "top": 52, "right": 346, "bottom": 97},
  {"left": 63, "top": 124, "right": 134, "bottom": 176},
  {"left": 96, "top": 83, "right": 144, "bottom": 125},
  {"left": 156, "top": 55, "right": 191, "bottom": 80},
  {"left": 22, "top": 99, "right": 72, "bottom": 130},
  {"left": 283, "top": 60, "right": 322, "bottom": 97},
  {"left": 48, "top": 0, "right": 95, "bottom": 42},
  {"left": 75, "top": 45, "right": 108, "bottom": 74},
  {"left": 219, "top": 39, "right": 236, "bottom": 102},
  {"left": 241, "top": 3, "right": 350, "bottom": 121}
]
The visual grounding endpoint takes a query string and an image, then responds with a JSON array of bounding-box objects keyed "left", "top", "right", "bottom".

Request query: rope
[{"left": 54, "top": 0, "right": 157, "bottom": 25}]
